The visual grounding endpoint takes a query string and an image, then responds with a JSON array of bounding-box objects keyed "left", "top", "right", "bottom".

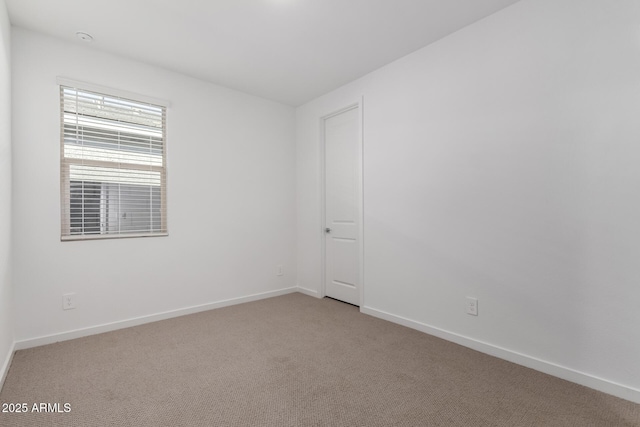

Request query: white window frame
[{"left": 58, "top": 77, "right": 170, "bottom": 241}]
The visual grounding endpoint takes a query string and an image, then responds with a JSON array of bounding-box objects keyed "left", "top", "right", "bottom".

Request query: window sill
[{"left": 61, "top": 232, "right": 169, "bottom": 242}]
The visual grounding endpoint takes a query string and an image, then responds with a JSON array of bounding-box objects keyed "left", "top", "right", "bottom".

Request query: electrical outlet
[
  {"left": 62, "top": 293, "right": 76, "bottom": 310},
  {"left": 276, "top": 265, "right": 284, "bottom": 276},
  {"left": 466, "top": 297, "right": 478, "bottom": 316}
]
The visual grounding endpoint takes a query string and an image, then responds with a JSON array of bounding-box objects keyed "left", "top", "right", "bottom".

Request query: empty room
[{"left": 1, "top": 0, "right": 639, "bottom": 425}]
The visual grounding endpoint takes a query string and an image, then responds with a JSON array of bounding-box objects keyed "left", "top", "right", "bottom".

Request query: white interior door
[{"left": 324, "top": 106, "right": 361, "bottom": 306}]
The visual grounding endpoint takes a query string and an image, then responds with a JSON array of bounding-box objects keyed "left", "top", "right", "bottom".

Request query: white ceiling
[{"left": 6, "top": 0, "right": 521, "bottom": 106}]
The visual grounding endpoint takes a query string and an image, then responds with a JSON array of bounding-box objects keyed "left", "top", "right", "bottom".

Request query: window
[{"left": 60, "top": 83, "right": 168, "bottom": 240}]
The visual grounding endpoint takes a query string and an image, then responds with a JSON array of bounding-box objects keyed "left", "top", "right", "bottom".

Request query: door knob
[{"left": 325, "top": 227, "right": 331, "bottom": 233}]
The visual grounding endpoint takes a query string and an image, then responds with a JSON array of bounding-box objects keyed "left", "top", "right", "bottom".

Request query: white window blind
[{"left": 60, "top": 85, "right": 167, "bottom": 240}]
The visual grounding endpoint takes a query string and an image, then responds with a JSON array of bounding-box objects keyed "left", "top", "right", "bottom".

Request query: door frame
[{"left": 319, "top": 97, "right": 364, "bottom": 307}]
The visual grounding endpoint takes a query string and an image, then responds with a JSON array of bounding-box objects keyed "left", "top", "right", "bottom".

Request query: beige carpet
[{"left": 0, "top": 293, "right": 638, "bottom": 426}]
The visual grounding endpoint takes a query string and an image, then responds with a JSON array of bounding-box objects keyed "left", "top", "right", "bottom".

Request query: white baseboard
[
  {"left": 0, "top": 340, "right": 15, "bottom": 391},
  {"left": 15, "top": 287, "right": 298, "bottom": 351},
  {"left": 361, "top": 305, "right": 640, "bottom": 404},
  {"left": 296, "top": 285, "right": 321, "bottom": 298}
]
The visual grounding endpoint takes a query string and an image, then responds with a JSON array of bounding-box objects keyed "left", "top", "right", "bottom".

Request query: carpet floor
[{"left": 0, "top": 293, "right": 638, "bottom": 426}]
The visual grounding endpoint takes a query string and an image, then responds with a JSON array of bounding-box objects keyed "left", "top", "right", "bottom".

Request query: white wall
[
  {"left": 297, "top": 0, "right": 640, "bottom": 401},
  {"left": 12, "top": 28, "right": 296, "bottom": 343},
  {"left": 0, "top": 0, "right": 14, "bottom": 383}
]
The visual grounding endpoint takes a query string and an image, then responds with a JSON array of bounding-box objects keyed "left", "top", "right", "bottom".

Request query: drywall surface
[
  {"left": 12, "top": 28, "right": 296, "bottom": 341},
  {"left": 0, "top": 0, "right": 13, "bottom": 380},
  {"left": 297, "top": 0, "right": 640, "bottom": 398}
]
